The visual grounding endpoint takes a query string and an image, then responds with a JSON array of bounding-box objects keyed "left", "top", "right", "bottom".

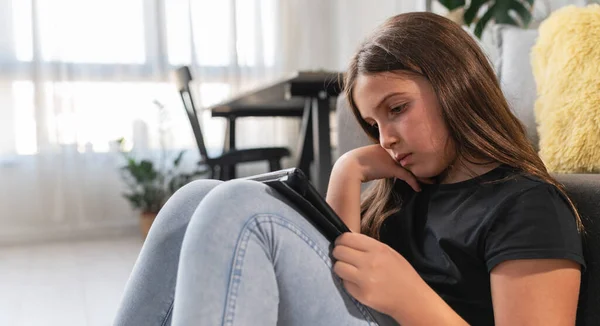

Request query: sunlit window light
[
  {"left": 12, "top": 81, "right": 37, "bottom": 155},
  {"left": 13, "top": 0, "right": 145, "bottom": 63}
]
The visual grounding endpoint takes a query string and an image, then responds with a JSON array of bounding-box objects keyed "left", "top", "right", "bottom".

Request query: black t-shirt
[{"left": 379, "top": 165, "right": 585, "bottom": 325}]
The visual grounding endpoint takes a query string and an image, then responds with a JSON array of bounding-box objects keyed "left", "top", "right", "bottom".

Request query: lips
[{"left": 394, "top": 153, "right": 411, "bottom": 164}]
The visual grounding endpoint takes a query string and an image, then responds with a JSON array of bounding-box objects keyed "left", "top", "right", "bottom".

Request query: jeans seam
[
  {"left": 221, "top": 213, "right": 379, "bottom": 326},
  {"left": 160, "top": 301, "right": 174, "bottom": 326}
]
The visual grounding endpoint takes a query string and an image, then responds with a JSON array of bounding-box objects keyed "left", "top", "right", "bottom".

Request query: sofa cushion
[
  {"left": 493, "top": 25, "right": 540, "bottom": 150},
  {"left": 530, "top": 5, "right": 600, "bottom": 173},
  {"left": 336, "top": 94, "right": 372, "bottom": 157}
]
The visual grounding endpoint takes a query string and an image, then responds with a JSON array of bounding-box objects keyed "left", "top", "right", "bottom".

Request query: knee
[
  {"left": 180, "top": 180, "right": 291, "bottom": 256},
  {"left": 184, "top": 179, "right": 277, "bottom": 231},
  {"left": 202, "top": 179, "right": 273, "bottom": 209},
  {"left": 163, "top": 179, "right": 224, "bottom": 210},
  {"left": 152, "top": 179, "right": 224, "bottom": 228},
  {"left": 178, "top": 178, "right": 225, "bottom": 197}
]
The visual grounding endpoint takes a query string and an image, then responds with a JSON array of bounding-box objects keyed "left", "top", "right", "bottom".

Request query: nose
[{"left": 378, "top": 123, "right": 399, "bottom": 149}]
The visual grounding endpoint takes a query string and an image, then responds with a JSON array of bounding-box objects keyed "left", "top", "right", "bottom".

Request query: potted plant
[
  {"left": 117, "top": 100, "right": 210, "bottom": 238},
  {"left": 117, "top": 100, "right": 208, "bottom": 238},
  {"left": 117, "top": 139, "right": 204, "bottom": 238},
  {"left": 437, "top": 0, "right": 535, "bottom": 37}
]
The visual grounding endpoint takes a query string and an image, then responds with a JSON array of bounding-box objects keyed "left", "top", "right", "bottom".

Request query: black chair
[{"left": 174, "top": 66, "right": 291, "bottom": 180}]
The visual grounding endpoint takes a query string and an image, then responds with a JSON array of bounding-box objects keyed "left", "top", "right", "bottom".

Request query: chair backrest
[{"left": 173, "top": 66, "right": 210, "bottom": 162}]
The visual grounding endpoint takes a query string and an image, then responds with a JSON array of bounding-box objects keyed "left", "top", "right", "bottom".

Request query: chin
[{"left": 405, "top": 163, "right": 446, "bottom": 179}]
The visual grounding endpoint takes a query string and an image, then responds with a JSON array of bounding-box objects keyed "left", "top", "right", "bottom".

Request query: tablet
[{"left": 243, "top": 168, "right": 351, "bottom": 242}]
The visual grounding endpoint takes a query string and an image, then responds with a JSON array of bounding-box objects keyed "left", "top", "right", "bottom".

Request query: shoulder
[
  {"left": 507, "top": 175, "right": 564, "bottom": 202},
  {"left": 480, "top": 172, "right": 585, "bottom": 272},
  {"left": 482, "top": 169, "right": 576, "bottom": 231},
  {"left": 479, "top": 168, "right": 569, "bottom": 209}
]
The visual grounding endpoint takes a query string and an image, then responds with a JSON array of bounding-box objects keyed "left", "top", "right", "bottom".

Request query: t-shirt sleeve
[{"left": 484, "top": 183, "right": 586, "bottom": 272}]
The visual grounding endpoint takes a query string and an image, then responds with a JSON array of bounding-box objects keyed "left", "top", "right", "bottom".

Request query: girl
[{"left": 114, "top": 12, "right": 584, "bottom": 326}]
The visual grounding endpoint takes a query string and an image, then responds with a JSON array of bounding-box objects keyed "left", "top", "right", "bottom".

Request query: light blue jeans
[{"left": 114, "top": 179, "right": 399, "bottom": 326}]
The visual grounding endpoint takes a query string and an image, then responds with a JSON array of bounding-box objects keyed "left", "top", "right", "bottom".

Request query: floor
[{"left": 0, "top": 236, "right": 143, "bottom": 326}]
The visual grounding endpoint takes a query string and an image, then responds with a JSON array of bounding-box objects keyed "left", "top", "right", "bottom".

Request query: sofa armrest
[{"left": 553, "top": 173, "right": 600, "bottom": 325}]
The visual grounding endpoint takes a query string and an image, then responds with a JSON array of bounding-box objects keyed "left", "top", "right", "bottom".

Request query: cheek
[
  {"left": 428, "top": 125, "right": 451, "bottom": 153},
  {"left": 411, "top": 117, "right": 456, "bottom": 174},
  {"left": 409, "top": 117, "right": 448, "bottom": 153},
  {"left": 426, "top": 126, "right": 456, "bottom": 171}
]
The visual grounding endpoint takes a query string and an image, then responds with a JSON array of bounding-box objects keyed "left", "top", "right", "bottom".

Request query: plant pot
[{"left": 140, "top": 212, "right": 157, "bottom": 240}]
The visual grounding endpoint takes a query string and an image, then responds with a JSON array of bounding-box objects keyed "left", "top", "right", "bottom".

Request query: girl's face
[{"left": 352, "top": 71, "right": 456, "bottom": 179}]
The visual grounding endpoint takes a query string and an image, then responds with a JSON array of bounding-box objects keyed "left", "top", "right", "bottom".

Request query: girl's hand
[
  {"left": 339, "top": 144, "right": 430, "bottom": 192},
  {"left": 332, "top": 232, "right": 427, "bottom": 319}
]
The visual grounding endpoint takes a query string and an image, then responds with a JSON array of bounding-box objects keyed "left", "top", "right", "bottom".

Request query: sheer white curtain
[
  {"left": 0, "top": 0, "right": 340, "bottom": 244},
  {"left": 0, "top": 0, "right": 421, "bottom": 244}
]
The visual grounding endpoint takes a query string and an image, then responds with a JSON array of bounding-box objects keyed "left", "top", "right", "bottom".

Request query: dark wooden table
[{"left": 209, "top": 71, "right": 343, "bottom": 194}]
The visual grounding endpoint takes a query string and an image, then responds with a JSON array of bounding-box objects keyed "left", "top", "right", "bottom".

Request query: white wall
[
  {"left": 332, "top": 0, "right": 425, "bottom": 71},
  {"left": 328, "top": 0, "right": 590, "bottom": 71},
  {"left": 277, "top": 0, "right": 338, "bottom": 72},
  {"left": 274, "top": 0, "right": 427, "bottom": 71}
]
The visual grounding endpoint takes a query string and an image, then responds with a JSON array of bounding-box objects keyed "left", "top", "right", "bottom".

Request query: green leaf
[
  {"left": 509, "top": 1, "right": 533, "bottom": 26},
  {"left": 123, "top": 192, "right": 144, "bottom": 209},
  {"left": 468, "top": 0, "right": 534, "bottom": 38},
  {"left": 438, "top": 0, "right": 465, "bottom": 11},
  {"left": 173, "top": 150, "right": 185, "bottom": 167},
  {"left": 464, "top": 0, "right": 486, "bottom": 25},
  {"left": 475, "top": 3, "right": 496, "bottom": 38},
  {"left": 117, "top": 145, "right": 203, "bottom": 214},
  {"left": 495, "top": 10, "right": 518, "bottom": 25},
  {"left": 138, "top": 160, "right": 158, "bottom": 181},
  {"left": 139, "top": 160, "right": 154, "bottom": 172}
]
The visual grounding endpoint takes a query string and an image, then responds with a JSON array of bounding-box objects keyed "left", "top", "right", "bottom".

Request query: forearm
[
  {"left": 326, "top": 153, "right": 362, "bottom": 233},
  {"left": 389, "top": 277, "right": 469, "bottom": 326}
]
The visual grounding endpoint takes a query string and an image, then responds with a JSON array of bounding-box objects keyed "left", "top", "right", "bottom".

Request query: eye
[{"left": 390, "top": 103, "right": 408, "bottom": 114}]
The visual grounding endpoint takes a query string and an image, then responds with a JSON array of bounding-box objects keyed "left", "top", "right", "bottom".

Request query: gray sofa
[{"left": 335, "top": 25, "right": 600, "bottom": 326}]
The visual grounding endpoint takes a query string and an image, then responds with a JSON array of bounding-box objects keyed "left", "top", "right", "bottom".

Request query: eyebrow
[{"left": 361, "top": 91, "right": 408, "bottom": 120}]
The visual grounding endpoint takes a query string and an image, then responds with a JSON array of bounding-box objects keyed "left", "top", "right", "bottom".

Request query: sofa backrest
[
  {"left": 335, "top": 95, "right": 371, "bottom": 157},
  {"left": 492, "top": 25, "right": 541, "bottom": 151}
]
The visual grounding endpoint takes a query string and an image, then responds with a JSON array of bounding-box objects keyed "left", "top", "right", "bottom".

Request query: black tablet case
[{"left": 244, "top": 168, "right": 351, "bottom": 242}]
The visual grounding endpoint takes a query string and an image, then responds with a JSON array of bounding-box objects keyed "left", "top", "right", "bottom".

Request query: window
[
  {"left": 0, "top": 0, "right": 277, "bottom": 155},
  {"left": 13, "top": 0, "right": 145, "bottom": 63}
]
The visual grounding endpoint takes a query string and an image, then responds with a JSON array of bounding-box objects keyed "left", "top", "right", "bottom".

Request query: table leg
[
  {"left": 228, "top": 116, "right": 236, "bottom": 150},
  {"left": 225, "top": 116, "right": 236, "bottom": 179},
  {"left": 296, "top": 99, "right": 313, "bottom": 179},
  {"left": 311, "top": 97, "right": 332, "bottom": 195}
]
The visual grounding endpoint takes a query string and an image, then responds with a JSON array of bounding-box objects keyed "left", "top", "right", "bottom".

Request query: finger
[
  {"left": 333, "top": 261, "right": 360, "bottom": 284},
  {"left": 334, "top": 233, "right": 376, "bottom": 252},
  {"left": 334, "top": 232, "right": 368, "bottom": 251},
  {"left": 393, "top": 166, "right": 421, "bottom": 192},
  {"left": 341, "top": 280, "right": 363, "bottom": 301},
  {"left": 332, "top": 244, "right": 365, "bottom": 266}
]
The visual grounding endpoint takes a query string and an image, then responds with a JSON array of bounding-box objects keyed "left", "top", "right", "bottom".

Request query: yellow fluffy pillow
[{"left": 531, "top": 5, "right": 600, "bottom": 173}]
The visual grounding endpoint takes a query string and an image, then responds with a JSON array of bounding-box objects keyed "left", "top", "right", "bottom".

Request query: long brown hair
[{"left": 344, "top": 12, "right": 583, "bottom": 239}]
